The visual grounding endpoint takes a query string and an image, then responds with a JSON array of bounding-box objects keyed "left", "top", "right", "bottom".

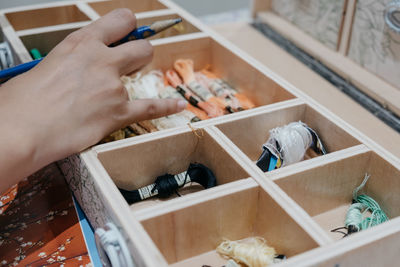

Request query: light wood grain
[
  {"left": 97, "top": 128, "right": 250, "bottom": 191},
  {"left": 215, "top": 103, "right": 360, "bottom": 161},
  {"left": 4, "top": 4, "right": 90, "bottom": 31},
  {"left": 141, "top": 184, "right": 319, "bottom": 264},
  {"left": 275, "top": 149, "right": 400, "bottom": 239},
  {"left": 87, "top": 0, "right": 167, "bottom": 16}
]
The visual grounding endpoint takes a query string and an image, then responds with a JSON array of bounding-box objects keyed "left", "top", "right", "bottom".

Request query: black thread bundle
[{"left": 119, "top": 163, "right": 217, "bottom": 204}]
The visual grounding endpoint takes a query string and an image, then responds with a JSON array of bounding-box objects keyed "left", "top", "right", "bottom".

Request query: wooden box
[{"left": 1, "top": 0, "right": 400, "bottom": 266}]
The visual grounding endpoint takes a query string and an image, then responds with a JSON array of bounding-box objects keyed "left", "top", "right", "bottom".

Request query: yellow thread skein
[{"left": 216, "top": 237, "right": 276, "bottom": 267}]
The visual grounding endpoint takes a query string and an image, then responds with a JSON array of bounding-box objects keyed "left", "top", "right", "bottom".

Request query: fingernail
[{"left": 177, "top": 100, "right": 187, "bottom": 110}]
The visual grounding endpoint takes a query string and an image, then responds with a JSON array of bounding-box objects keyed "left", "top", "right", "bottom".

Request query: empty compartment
[
  {"left": 140, "top": 184, "right": 319, "bottom": 265},
  {"left": 20, "top": 28, "right": 79, "bottom": 58},
  {"left": 18, "top": 13, "right": 198, "bottom": 58},
  {"left": 5, "top": 5, "right": 90, "bottom": 31},
  {"left": 142, "top": 36, "right": 295, "bottom": 107},
  {"left": 97, "top": 130, "right": 250, "bottom": 210},
  {"left": 89, "top": 0, "right": 167, "bottom": 16},
  {"left": 216, "top": 103, "right": 360, "bottom": 164},
  {"left": 274, "top": 150, "right": 400, "bottom": 241}
]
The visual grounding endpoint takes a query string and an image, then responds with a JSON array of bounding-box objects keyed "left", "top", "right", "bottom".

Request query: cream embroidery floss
[
  {"left": 124, "top": 70, "right": 191, "bottom": 130},
  {"left": 216, "top": 237, "right": 276, "bottom": 267}
]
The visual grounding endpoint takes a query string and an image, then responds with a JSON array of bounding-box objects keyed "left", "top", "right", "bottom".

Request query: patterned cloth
[{"left": 0, "top": 164, "right": 91, "bottom": 267}]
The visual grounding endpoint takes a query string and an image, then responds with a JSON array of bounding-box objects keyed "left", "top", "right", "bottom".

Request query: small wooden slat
[
  {"left": 16, "top": 21, "right": 89, "bottom": 37},
  {"left": 134, "top": 178, "right": 257, "bottom": 221},
  {"left": 0, "top": 13, "right": 31, "bottom": 63},
  {"left": 338, "top": 0, "right": 357, "bottom": 55},
  {"left": 250, "top": 0, "right": 272, "bottom": 17},
  {"left": 76, "top": 1, "right": 101, "bottom": 20}
]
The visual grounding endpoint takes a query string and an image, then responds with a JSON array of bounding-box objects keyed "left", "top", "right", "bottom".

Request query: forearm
[{"left": 0, "top": 124, "right": 40, "bottom": 191}]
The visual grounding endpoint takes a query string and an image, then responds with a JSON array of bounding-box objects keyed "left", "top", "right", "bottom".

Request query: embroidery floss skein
[
  {"left": 216, "top": 237, "right": 277, "bottom": 267},
  {"left": 124, "top": 71, "right": 198, "bottom": 130},
  {"left": 195, "top": 72, "right": 239, "bottom": 113},
  {"left": 201, "top": 69, "right": 256, "bottom": 110},
  {"left": 119, "top": 163, "right": 217, "bottom": 204},
  {"left": 173, "top": 59, "right": 226, "bottom": 116},
  {"left": 256, "top": 121, "right": 327, "bottom": 171},
  {"left": 166, "top": 69, "right": 219, "bottom": 118},
  {"left": 158, "top": 85, "right": 201, "bottom": 123},
  {"left": 344, "top": 174, "right": 389, "bottom": 235}
]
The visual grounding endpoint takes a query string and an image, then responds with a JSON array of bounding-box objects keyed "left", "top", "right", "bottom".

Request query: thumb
[{"left": 125, "top": 98, "right": 187, "bottom": 123}]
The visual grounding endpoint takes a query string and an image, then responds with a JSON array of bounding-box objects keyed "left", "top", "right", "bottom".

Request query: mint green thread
[{"left": 345, "top": 174, "right": 389, "bottom": 232}]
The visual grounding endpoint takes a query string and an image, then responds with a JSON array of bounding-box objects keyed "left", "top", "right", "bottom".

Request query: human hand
[{"left": 0, "top": 9, "right": 186, "bottom": 191}]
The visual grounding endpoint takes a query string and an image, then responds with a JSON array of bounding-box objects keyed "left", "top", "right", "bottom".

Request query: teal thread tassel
[{"left": 345, "top": 174, "right": 389, "bottom": 234}]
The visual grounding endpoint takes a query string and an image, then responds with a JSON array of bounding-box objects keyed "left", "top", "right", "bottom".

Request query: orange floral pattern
[{"left": 0, "top": 164, "right": 91, "bottom": 267}]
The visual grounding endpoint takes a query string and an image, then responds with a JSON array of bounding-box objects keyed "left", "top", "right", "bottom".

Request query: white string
[
  {"left": 265, "top": 121, "right": 313, "bottom": 166},
  {"left": 122, "top": 70, "right": 164, "bottom": 100},
  {"left": 0, "top": 42, "right": 14, "bottom": 70}
]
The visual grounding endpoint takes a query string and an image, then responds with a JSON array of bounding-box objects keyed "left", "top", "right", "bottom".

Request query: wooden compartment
[
  {"left": 89, "top": 0, "right": 167, "bottom": 16},
  {"left": 19, "top": 28, "right": 79, "bottom": 58},
  {"left": 5, "top": 5, "right": 90, "bottom": 31},
  {"left": 215, "top": 103, "right": 360, "bottom": 164},
  {"left": 140, "top": 183, "right": 319, "bottom": 266},
  {"left": 97, "top": 129, "right": 251, "bottom": 209},
  {"left": 274, "top": 149, "right": 400, "bottom": 241},
  {"left": 144, "top": 36, "right": 296, "bottom": 107},
  {"left": 17, "top": 13, "right": 199, "bottom": 58}
]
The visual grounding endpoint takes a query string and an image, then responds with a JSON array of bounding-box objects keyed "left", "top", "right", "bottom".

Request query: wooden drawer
[{"left": 1, "top": 0, "right": 400, "bottom": 266}]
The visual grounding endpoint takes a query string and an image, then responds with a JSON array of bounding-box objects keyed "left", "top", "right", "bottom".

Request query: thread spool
[
  {"left": 0, "top": 42, "right": 14, "bottom": 70},
  {"left": 195, "top": 72, "right": 240, "bottom": 113},
  {"left": 123, "top": 70, "right": 201, "bottom": 131},
  {"left": 174, "top": 59, "right": 225, "bottom": 117},
  {"left": 119, "top": 163, "right": 217, "bottom": 204},
  {"left": 201, "top": 69, "right": 256, "bottom": 110},
  {"left": 216, "top": 237, "right": 284, "bottom": 267},
  {"left": 344, "top": 174, "right": 388, "bottom": 235},
  {"left": 166, "top": 69, "right": 220, "bottom": 118},
  {"left": 256, "top": 121, "right": 326, "bottom": 171},
  {"left": 332, "top": 174, "right": 389, "bottom": 237}
]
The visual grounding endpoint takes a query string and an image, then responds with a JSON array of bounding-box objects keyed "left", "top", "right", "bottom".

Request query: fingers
[
  {"left": 84, "top": 9, "right": 137, "bottom": 45},
  {"left": 112, "top": 39, "right": 154, "bottom": 75},
  {"left": 125, "top": 98, "right": 187, "bottom": 123}
]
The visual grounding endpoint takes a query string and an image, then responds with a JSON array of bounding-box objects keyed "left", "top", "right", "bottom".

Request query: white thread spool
[
  {"left": 0, "top": 42, "right": 14, "bottom": 70},
  {"left": 266, "top": 121, "right": 312, "bottom": 166}
]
